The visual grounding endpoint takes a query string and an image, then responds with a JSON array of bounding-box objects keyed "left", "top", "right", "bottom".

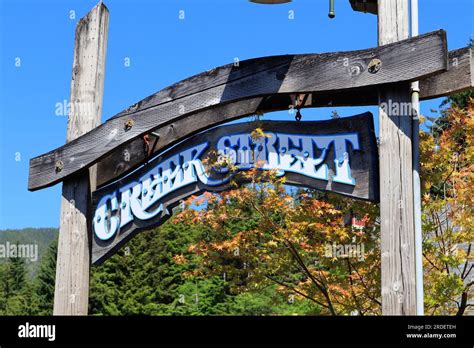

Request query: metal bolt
[
  {"left": 55, "top": 160, "right": 64, "bottom": 173},
  {"left": 350, "top": 65, "right": 362, "bottom": 76},
  {"left": 368, "top": 58, "right": 382, "bottom": 74},
  {"left": 124, "top": 118, "right": 134, "bottom": 130}
]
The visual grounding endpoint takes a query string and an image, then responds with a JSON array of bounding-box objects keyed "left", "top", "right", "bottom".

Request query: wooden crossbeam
[
  {"left": 93, "top": 46, "right": 471, "bottom": 188},
  {"left": 420, "top": 47, "right": 473, "bottom": 100},
  {"left": 28, "top": 30, "right": 448, "bottom": 192}
]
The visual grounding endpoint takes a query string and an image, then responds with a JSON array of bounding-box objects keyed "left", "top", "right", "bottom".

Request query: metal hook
[{"left": 295, "top": 108, "right": 302, "bottom": 122}]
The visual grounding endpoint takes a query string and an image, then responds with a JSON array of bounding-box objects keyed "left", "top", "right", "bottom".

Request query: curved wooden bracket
[{"left": 28, "top": 30, "right": 448, "bottom": 191}]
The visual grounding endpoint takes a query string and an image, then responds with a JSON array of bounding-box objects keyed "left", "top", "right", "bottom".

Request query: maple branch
[
  {"left": 461, "top": 244, "right": 472, "bottom": 279},
  {"left": 347, "top": 258, "right": 382, "bottom": 307},
  {"left": 264, "top": 274, "right": 330, "bottom": 311},
  {"left": 346, "top": 259, "right": 365, "bottom": 315},
  {"left": 423, "top": 252, "right": 442, "bottom": 272},
  {"left": 284, "top": 240, "right": 337, "bottom": 315}
]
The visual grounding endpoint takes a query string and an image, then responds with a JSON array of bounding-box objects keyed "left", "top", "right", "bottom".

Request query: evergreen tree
[
  {"left": 8, "top": 252, "right": 27, "bottom": 293},
  {"left": 89, "top": 203, "right": 322, "bottom": 316},
  {"left": 0, "top": 263, "right": 7, "bottom": 313},
  {"left": 89, "top": 219, "right": 207, "bottom": 315},
  {"left": 0, "top": 250, "right": 30, "bottom": 315},
  {"left": 33, "top": 240, "right": 58, "bottom": 315}
]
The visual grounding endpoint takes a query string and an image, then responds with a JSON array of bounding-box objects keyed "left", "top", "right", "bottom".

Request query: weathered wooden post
[
  {"left": 53, "top": 2, "right": 109, "bottom": 315},
  {"left": 377, "top": 0, "right": 417, "bottom": 314}
]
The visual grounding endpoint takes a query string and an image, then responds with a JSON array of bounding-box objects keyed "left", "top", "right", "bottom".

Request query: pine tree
[
  {"left": 8, "top": 253, "right": 27, "bottom": 293},
  {"left": 33, "top": 240, "right": 58, "bottom": 315},
  {"left": 0, "top": 263, "right": 7, "bottom": 314},
  {"left": 0, "top": 249, "right": 30, "bottom": 315}
]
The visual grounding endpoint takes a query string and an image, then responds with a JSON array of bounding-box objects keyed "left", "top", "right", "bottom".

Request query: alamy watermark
[
  {"left": 324, "top": 241, "right": 365, "bottom": 261},
  {"left": 18, "top": 322, "right": 55, "bottom": 341},
  {"left": 55, "top": 99, "right": 95, "bottom": 119},
  {"left": 0, "top": 242, "right": 38, "bottom": 262},
  {"left": 380, "top": 100, "right": 418, "bottom": 118}
]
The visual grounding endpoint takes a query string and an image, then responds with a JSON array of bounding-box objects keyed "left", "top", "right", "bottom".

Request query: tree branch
[{"left": 264, "top": 274, "right": 330, "bottom": 311}]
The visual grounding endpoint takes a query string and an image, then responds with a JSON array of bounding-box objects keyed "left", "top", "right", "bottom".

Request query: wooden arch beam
[
  {"left": 96, "top": 46, "right": 472, "bottom": 188},
  {"left": 28, "top": 30, "right": 448, "bottom": 191}
]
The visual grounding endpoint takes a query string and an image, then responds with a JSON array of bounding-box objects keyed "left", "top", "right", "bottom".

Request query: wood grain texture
[
  {"left": 91, "top": 114, "right": 378, "bottom": 264},
  {"left": 420, "top": 47, "right": 473, "bottom": 100},
  {"left": 378, "top": 0, "right": 416, "bottom": 315},
  {"left": 28, "top": 30, "right": 448, "bottom": 191},
  {"left": 94, "top": 46, "right": 473, "bottom": 188},
  {"left": 53, "top": 2, "right": 108, "bottom": 316}
]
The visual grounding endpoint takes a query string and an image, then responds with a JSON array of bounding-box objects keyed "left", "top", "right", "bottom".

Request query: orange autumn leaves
[
  {"left": 420, "top": 99, "right": 473, "bottom": 315},
  {"left": 168, "top": 100, "right": 472, "bottom": 315},
  {"left": 173, "top": 159, "right": 381, "bottom": 315}
]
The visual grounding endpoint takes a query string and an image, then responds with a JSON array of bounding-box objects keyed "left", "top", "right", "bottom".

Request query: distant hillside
[{"left": 0, "top": 228, "right": 58, "bottom": 278}]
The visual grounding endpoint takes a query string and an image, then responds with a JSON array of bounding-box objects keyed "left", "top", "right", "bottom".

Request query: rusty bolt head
[
  {"left": 368, "top": 58, "right": 382, "bottom": 74},
  {"left": 55, "top": 160, "right": 64, "bottom": 173},
  {"left": 124, "top": 118, "right": 134, "bottom": 131}
]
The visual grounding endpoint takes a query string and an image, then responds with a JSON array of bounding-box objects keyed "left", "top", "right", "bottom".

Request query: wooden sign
[{"left": 91, "top": 112, "right": 378, "bottom": 264}]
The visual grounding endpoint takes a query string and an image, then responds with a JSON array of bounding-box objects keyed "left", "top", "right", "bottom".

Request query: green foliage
[
  {"left": 0, "top": 228, "right": 58, "bottom": 278},
  {"left": 8, "top": 254, "right": 27, "bottom": 292},
  {"left": 0, "top": 253, "right": 34, "bottom": 315},
  {"left": 88, "top": 217, "right": 318, "bottom": 316},
  {"left": 0, "top": 263, "right": 7, "bottom": 313},
  {"left": 33, "top": 240, "right": 58, "bottom": 315},
  {"left": 89, "top": 219, "right": 214, "bottom": 315},
  {"left": 227, "top": 285, "right": 321, "bottom": 315},
  {"left": 420, "top": 99, "right": 473, "bottom": 315},
  {"left": 168, "top": 277, "right": 230, "bottom": 315}
]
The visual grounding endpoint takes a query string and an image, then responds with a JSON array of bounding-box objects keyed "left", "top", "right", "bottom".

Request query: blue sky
[{"left": 0, "top": 0, "right": 472, "bottom": 229}]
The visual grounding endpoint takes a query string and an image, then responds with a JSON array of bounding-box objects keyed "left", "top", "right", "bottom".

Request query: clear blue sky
[{"left": 0, "top": 0, "right": 472, "bottom": 229}]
